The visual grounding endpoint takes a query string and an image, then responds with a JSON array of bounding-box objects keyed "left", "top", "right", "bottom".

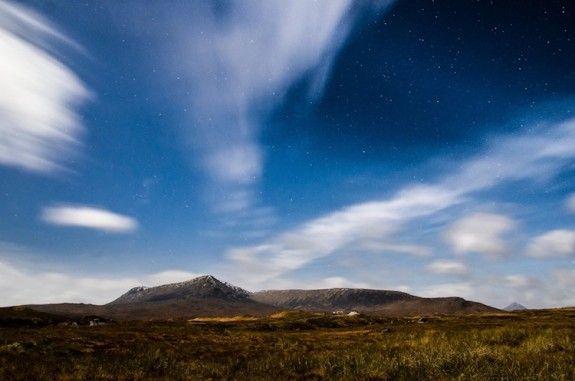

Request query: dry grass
[
  {"left": 0, "top": 309, "right": 573, "bottom": 380},
  {"left": 189, "top": 316, "right": 260, "bottom": 322}
]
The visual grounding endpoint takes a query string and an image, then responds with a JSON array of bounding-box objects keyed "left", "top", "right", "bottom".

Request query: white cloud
[
  {"left": 526, "top": 229, "right": 575, "bottom": 258},
  {"left": 418, "top": 282, "right": 474, "bottom": 299},
  {"left": 426, "top": 260, "right": 468, "bottom": 275},
  {"left": 504, "top": 274, "right": 536, "bottom": 289},
  {"left": 395, "top": 285, "right": 413, "bottom": 293},
  {"left": 145, "top": 270, "right": 201, "bottom": 286},
  {"left": 226, "top": 117, "right": 575, "bottom": 285},
  {"left": 0, "top": 259, "right": 200, "bottom": 306},
  {"left": 310, "top": 276, "right": 370, "bottom": 289},
  {"left": 1, "top": 245, "right": 573, "bottom": 308},
  {"left": 414, "top": 270, "right": 575, "bottom": 308},
  {"left": 227, "top": 185, "right": 460, "bottom": 283},
  {"left": 0, "top": 1, "right": 90, "bottom": 173},
  {"left": 206, "top": 145, "right": 263, "bottom": 186},
  {"left": 566, "top": 193, "right": 575, "bottom": 213},
  {"left": 444, "top": 213, "right": 516, "bottom": 257},
  {"left": 261, "top": 276, "right": 371, "bottom": 291},
  {"left": 361, "top": 242, "right": 432, "bottom": 257},
  {"left": 550, "top": 268, "right": 575, "bottom": 306},
  {"left": 145, "top": 1, "right": 395, "bottom": 211},
  {"left": 41, "top": 204, "right": 138, "bottom": 233}
]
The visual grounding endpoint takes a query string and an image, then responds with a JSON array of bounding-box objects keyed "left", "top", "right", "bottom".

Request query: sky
[{"left": 0, "top": 0, "right": 574, "bottom": 308}]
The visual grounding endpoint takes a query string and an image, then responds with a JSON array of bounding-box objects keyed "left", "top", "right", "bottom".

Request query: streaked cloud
[
  {"left": 426, "top": 260, "right": 468, "bottom": 275},
  {"left": 227, "top": 185, "right": 459, "bottom": 283},
  {"left": 526, "top": 229, "right": 575, "bottom": 258},
  {"left": 444, "top": 213, "right": 516, "bottom": 257},
  {"left": 156, "top": 1, "right": 395, "bottom": 211},
  {"left": 226, "top": 117, "right": 575, "bottom": 284},
  {"left": 361, "top": 242, "right": 432, "bottom": 257},
  {"left": 41, "top": 204, "right": 138, "bottom": 233},
  {"left": 0, "top": 1, "right": 90, "bottom": 173}
]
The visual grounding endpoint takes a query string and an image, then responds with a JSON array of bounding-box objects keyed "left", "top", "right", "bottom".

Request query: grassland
[{"left": 0, "top": 308, "right": 573, "bottom": 380}]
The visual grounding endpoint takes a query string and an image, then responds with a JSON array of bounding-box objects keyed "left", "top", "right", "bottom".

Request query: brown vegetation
[{"left": 0, "top": 308, "right": 573, "bottom": 380}]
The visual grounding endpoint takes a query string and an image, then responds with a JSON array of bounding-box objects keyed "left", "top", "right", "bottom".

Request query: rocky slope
[
  {"left": 109, "top": 275, "right": 250, "bottom": 304},
  {"left": 251, "top": 288, "right": 498, "bottom": 315}
]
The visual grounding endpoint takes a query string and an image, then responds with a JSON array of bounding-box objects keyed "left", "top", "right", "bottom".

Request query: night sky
[{"left": 1, "top": 0, "right": 574, "bottom": 307}]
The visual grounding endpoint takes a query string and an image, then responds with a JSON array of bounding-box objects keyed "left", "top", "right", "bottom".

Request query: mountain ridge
[
  {"left": 23, "top": 275, "right": 499, "bottom": 319},
  {"left": 251, "top": 288, "right": 496, "bottom": 315}
]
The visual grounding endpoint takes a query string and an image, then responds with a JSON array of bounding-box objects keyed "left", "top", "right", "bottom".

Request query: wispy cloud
[
  {"left": 426, "top": 260, "right": 468, "bottom": 276},
  {"left": 0, "top": 1, "right": 90, "bottom": 173},
  {"left": 444, "top": 213, "right": 516, "bottom": 257},
  {"left": 157, "top": 1, "right": 395, "bottom": 211},
  {"left": 525, "top": 229, "right": 575, "bottom": 258},
  {"left": 228, "top": 185, "right": 459, "bottom": 283},
  {"left": 41, "top": 204, "right": 138, "bottom": 233},
  {"left": 226, "top": 117, "right": 575, "bottom": 284}
]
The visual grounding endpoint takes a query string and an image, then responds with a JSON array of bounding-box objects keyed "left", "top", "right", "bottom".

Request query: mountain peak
[
  {"left": 196, "top": 274, "right": 217, "bottom": 281},
  {"left": 504, "top": 302, "right": 527, "bottom": 311},
  {"left": 188, "top": 274, "right": 222, "bottom": 285},
  {"left": 108, "top": 275, "right": 250, "bottom": 305}
]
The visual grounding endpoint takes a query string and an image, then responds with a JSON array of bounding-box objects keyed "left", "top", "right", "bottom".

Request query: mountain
[
  {"left": 503, "top": 302, "right": 527, "bottom": 311},
  {"left": 29, "top": 275, "right": 276, "bottom": 320},
  {"left": 0, "top": 306, "right": 68, "bottom": 327},
  {"left": 109, "top": 275, "right": 250, "bottom": 304},
  {"left": 25, "top": 275, "right": 498, "bottom": 320},
  {"left": 251, "top": 289, "right": 497, "bottom": 315}
]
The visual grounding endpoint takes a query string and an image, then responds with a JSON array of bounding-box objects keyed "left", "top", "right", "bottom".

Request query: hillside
[
  {"left": 28, "top": 276, "right": 276, "bottom": 320},
  {"left": 109, "top": 275, "right": 250, "bottom": 304},
  {"left": 24, "top": 275, "right": 497, "bottom": 319},
  {"left": 251, "top": 288, "right": 498, "bottom": 315}
]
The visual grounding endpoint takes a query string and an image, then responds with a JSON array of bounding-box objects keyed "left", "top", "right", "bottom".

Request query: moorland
[{"left": 1, "top": 307, "right": 573, "bottom": 380}]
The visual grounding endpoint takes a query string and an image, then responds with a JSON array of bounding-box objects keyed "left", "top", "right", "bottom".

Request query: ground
[{"left": 0, "top": 309, "right": 573, "bottom": 380}]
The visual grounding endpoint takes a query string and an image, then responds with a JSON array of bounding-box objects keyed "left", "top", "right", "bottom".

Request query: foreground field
[{"left": 0, "top": 309, "right": 574, "bottom": 380}]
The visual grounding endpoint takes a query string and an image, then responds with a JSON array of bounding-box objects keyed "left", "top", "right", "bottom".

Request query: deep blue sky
[{"left": 0, "top": 0, "right": 574, "bottom": 307}]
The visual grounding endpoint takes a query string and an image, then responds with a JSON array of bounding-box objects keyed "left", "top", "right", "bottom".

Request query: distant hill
[
  {"left": 24, "top": 275, "right": 498, "bottom": 320},
  {"left": 252, "top": 289, "right": 497, "bottom": 315},
  {"left": 0, "top": 306, "right": 68, "bottom": 327},
  {"left": 504, "top": 302, "right": 527, "bottom": 311},
  {"left": 29, "top": 275, "right": 276, "bottom": 320}
]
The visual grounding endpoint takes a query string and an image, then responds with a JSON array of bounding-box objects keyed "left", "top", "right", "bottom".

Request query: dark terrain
[
  {"left": 23, "top": 275, "right": 497, "bottom": 320},
  {"left": 3, "top": 275, "right": 571, "bottom": 380},
  {"left": 252, "top": 288, "right": 496, "bottom": 315},
  {"left": 0, "top": 307, "right": 573, "bottom": 380}
]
